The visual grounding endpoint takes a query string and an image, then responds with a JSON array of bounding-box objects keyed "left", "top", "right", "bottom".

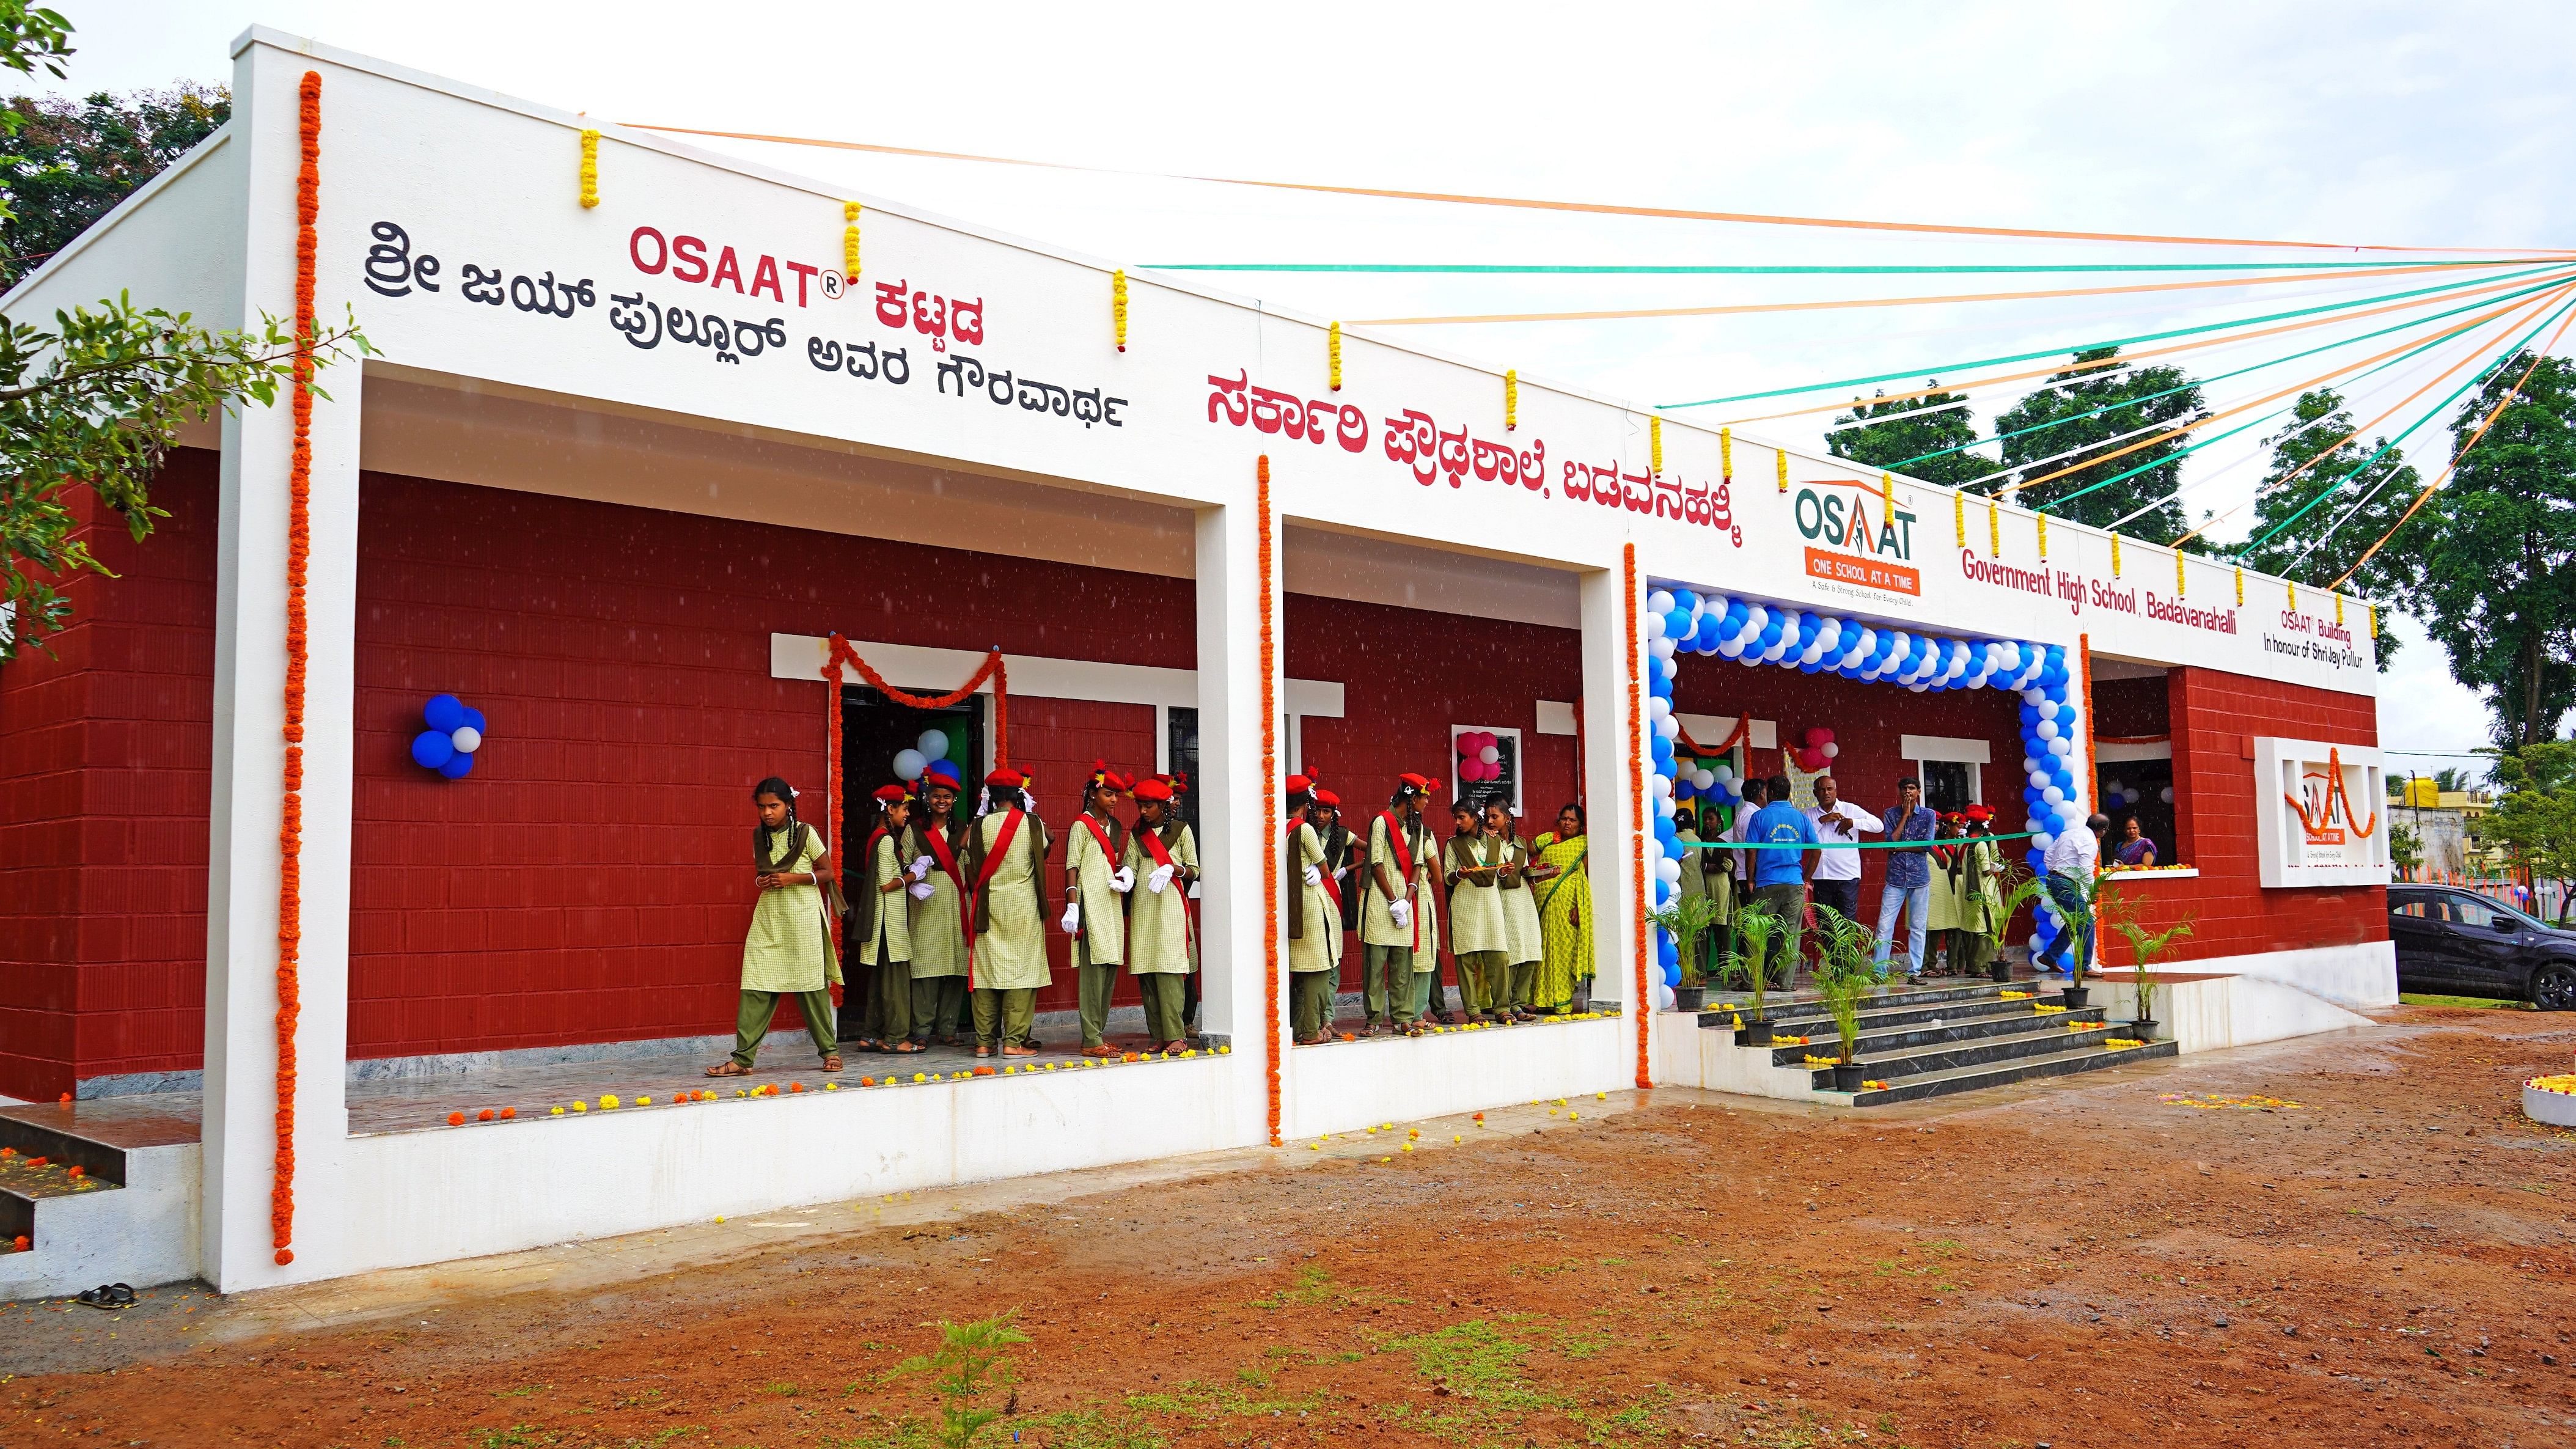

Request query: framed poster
[
  {"left": 1451, "top": 725, "right": 1523, "bottom": 816},
  {"left": 2253, "top": 736, "right": 2390, "bottom": 887}
]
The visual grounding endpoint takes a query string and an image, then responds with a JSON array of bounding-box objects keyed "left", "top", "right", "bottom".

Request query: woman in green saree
[{"left": 1527, "top": 802, "right": 1594, "bottom": 1014}]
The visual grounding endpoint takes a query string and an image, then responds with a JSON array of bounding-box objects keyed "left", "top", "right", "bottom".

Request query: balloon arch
[{"left": 1637, "top": 584, "right": 2088, "bottom": 1007}]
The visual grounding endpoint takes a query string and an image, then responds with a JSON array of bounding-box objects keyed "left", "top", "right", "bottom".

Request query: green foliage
[
  {"left": 2238, "top": 387, "right": 2421, "bottom": 671},
  {"left": 2, "top": 84, "right": 230, "bottom": 287},
  {"left": 2046, "top": 869, "right": 2104, "bottom": 988},
  {"left": 2388, "top": 821, "right": 2424, "bottom": 874},
  {"left": 2470, "top": 743, "right": 2576, "bottom": 925},
  {"left": 1807, "top": 905, "right": 1882, "bottom": 1063},
  {"left": 1827, "top": 383, "right": 1997, "bottom": 489},
  {"left": 889, "top": 1312, "right": 1029, "bottom": 1449},
  {"left": 2401, "top": 353, "right": 2576, "bottom": 748},
  {"left": 2096, "top": 884, "right": 2194, "bottom": 1022},
  {"left": 1972, "top": 856, "right": 2044, "bottom": 964},
  {"left": 1993, "top": 347, "right": 2208, "bottom": 538},
  {"left": 1722, "top": 900, "right": 1785, "bottom": 1021},
  {"left": 0, "top": 4, "right": 72, "bottom": 86},
  {"left": 0, "top": 297, "right": 369, "bottom": 657},
  {"left": 1646, "top": 889, "right": 1721, "bottom": 988}
]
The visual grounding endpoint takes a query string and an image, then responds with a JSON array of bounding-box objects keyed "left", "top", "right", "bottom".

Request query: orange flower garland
[
  {"left": 1624, "top": 543, "right": 1649, "bottom": 1090},
  {"left": 272, "top": 68, "right": 323, "bottom": 1269},
  {"left": 1257, "top": 456, "right": 1282, "bottom": 1148}
]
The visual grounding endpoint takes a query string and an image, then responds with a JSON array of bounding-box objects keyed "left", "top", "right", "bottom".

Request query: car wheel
[{"left": 2534, "top": 963, "right": 2576, "bottom": 1012}]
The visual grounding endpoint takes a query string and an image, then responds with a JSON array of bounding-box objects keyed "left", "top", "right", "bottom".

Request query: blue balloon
[
  {"left": 1674, "top": 590, "right": 1701, "bottom": 614},
  {"left": 437, "top": 750, "right": 475, "bottom": 779},
  {"left": 411, "top": 730, "right": 455, "bottom": 769},
  {"left": 1662, "top": 961, "right": 1682, "bottom": 989},
  {"left": 461, "top": 706, "right": 487, "bottom": 734},
  {"left": 424, "top": 693, "right": 468, "bottom": 733}
]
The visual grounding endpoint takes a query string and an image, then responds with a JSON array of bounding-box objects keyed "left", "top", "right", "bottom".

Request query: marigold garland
[
  {"left": 2036, "top": 512, "right": 2049, "bottom": 562},
  {"left": 1112, "top": 268, "right": 1128, "bottom": 352},
  {"left": 2110, "top": 532, "right": 2122, "bottom": 577},
  {"left": 1953, "top": 490, "right": 1965, "bottom": 549},
  {"left": 1327, "top": 321, "right": 1342, "bottom": 391},
  {"left": 1257, "top": 455, "right": 1282, "bottom": 1148},
  {"left": 2286, "top": 580, "right": 2297, "bottom": 614},
  {"left": 1880, "top": 470, "right": 1894, "bottom": 514},
  {"left": 2234, "top": 565, "right": 2245, "bottom": 606},
  {"left": 273, "top": 68, "right": 323, "bottom": 1269},
  {"left": 2333, "top": 592, "right": 2344, "bottom": 626},
  {"left": 842, "top": 202, "right": 861, "bottom": 282},
  {"left": 1623, "top": 543, "right": 1649, "bottom": 1090},
  {"left": 2175, "top": 547, "right": 2187, "bottom": 598},
  {"left": 1987, "top": 497, "right": 2000, "bottom": 558},
  {"left": 1719, "top": 427, "right": 1732, "bottom": 484},
  {"left": 822, "top": 636, "right": 1010, "bottom": 926},
  {"left": 578, "top": 128, "right": 600, "bottom": 208},
  {"left": 1773, "top": 446, "right": 1787, "bottom": 494},
  {"left": 1649, "top": 416, "right": 1663, "bottom": 475},
  {"left": 1503, "top": 369, "right": 1517, "bottom": 431}
]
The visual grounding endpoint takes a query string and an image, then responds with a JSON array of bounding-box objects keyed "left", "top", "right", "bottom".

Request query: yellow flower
[
  {"left": 549, "top": 1106, "right": 563, "bottom": 1117},
  {"left": 634, "top": 1095, "right": 650, "bottom": 1105},
  {"left": 601, "top": 1095, "right": 620, "bottom": 1109},
  {"left": 572, "top": 1101, "right": 588, "bottom": 1112},
  {"left": 913, "top": 1073, "right": 928, "bottom": 1084}
]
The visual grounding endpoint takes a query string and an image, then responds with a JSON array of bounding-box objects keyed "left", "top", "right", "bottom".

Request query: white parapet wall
[
  {"left": 0, "top": 1143, "right": 202, "bottom": 1302},
  {"left": 2090, "top": 971, "right": 2376, "bottom": 1055},
  {"left": 1284, "top": 1017, "right": 1632, "bottom": 1140}
]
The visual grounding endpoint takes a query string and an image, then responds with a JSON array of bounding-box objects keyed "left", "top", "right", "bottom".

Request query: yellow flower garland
[
  {"left": 1504, "top": 369, "right": 1517, "bottom": 430},
  {"left": 2110, "top": 532, "right": 2122, "bottom": 577},
  {"left": 1650, "top": 416, "right": 1664, "bottom": 475},
  {"left": 1774, "top": 446, "right": 1788, "bottom": 494},
  {"left": 1953, "top": 489, "right": 1965, "bottom": 549},
  {"left": 1988, "top": 497, "right": 2000, "bottom": 557},
  {"left": 1327, "top": 321, "right": 1342, "bottom": 391},
  {"left": 2175, "top": 546, "right": 2186, "bottom": 598},
  {"left": 1112, "top": 268, "right": 1128, "bottom": 352},
  {"left": 578, "top": 128, "right": 599, "bottom": 208},
  {"left": 843, "top": 202, "right": 861, "bottom": 283}
]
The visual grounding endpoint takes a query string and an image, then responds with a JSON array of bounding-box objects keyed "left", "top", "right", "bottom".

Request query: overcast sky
[{"left": 23, "top": 1, "right": 2569, "bottom": 776}]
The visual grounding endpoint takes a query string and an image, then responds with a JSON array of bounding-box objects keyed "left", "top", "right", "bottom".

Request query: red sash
[
  {"left": 1136, "top": 824, "right": 1197, "bottom": 962},
  {"left": 1074, "top": 812, "right": 1119, "bottom": 872},
  {"left": 1138, "top": 823, "right": 1178, "bottom": 871},
  {"left": 1295, "top": 822, "right": 1345, "bottom": 916},
  {"left": 964, "top": 809, "right": 1026, "bottom": 989},
  {"left": 920, "top": 822, "right": 967, "bottom": 896},
  {"left": 1374, "top": 811, "right": 1423, "bottom": 948}
]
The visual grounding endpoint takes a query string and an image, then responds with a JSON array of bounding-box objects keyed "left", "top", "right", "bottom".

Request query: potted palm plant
[
  {"left": 1648, "top": 892, "right": 1723, "bottom": 1011},
  {"left": 2100, "top": 886, "right": 2195, "bottom": 1041},
  {"left": 2051, "top": 870, "right": 2103, "bottom": 1010},
  {"left": 1810, "top": 904, "right": 1882, "bottom": 1092},
  {"left": 1723, "top": 900, "right": 1786, "bottom": 1046}
]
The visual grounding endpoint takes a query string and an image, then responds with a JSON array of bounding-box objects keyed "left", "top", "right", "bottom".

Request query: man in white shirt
[
  {"left": 1804, "top": 776, "right": 1881, "bottom": 928},
  {"left": 2040, "top": 812, "right": 2108, "bottom": 976}
]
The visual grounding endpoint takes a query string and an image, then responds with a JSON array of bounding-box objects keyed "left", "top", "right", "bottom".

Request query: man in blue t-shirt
[{"left": 1741, "top": 774, "right": 1818, "bottom": 988}]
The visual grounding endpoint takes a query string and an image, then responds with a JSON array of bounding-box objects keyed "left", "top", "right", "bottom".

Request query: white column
[
  {"left": 200, "top": 39, "right": 362, "bottom": 1291},
  {"left": 1194, "top": 489, "right": 1275, "bottom": 1145},
  {"left": 1577, "top": 563, "right": 1640, "bottom": 1027}
]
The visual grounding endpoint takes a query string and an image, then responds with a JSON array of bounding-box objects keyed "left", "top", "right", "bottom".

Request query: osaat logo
[{"left": 1793, "top": 482, "right": 1920, "bottom": 597}]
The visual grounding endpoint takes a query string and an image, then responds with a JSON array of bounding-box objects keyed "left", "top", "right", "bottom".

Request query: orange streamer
[
  {"left": 2286, "top": 746, "right": 2379, "bottom": 841},
  {"left": 822, "top": 635, "right": 1010, "bottom": 767},
  {"left": 1257, "top": 456, "right": 1282, "bottom": 1148},
  {"left": 273, "top": 69, "right": 321, "bottom": 1269},
  {"left": 1625, "top": 545, "right": 1649, "bottom": 1091}
]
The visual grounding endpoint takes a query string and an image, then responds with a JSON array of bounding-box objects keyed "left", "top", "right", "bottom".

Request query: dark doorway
[
  {"left": 1165, "top": 705, "right": 1201, "bottom": 842},
  {"left": 840, "top": 686, "right": 986, "bottom": 840},
  {"left": 1920, "top": 759, "right": 1975, "bottom": 815}
]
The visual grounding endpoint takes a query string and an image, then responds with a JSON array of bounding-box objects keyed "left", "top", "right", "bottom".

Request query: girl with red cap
[
  {"left": 964, "top": 768, "right": 1052, "bottom": 1057},
  {"left": 852, "top": 783, "right": 927, "bottom": 1053},
  {"left": 1362, "top": 774, "right": 1443, "bottom": 1035},
  {"left": 1066, "top": 762, "right": 1136, "bottom": 1055},
  {"left": 1444, "top": 797, "right": 1508, "bottom": 1023},
  {"left": 899, "top": 760, "right": 974, "bottom": 1047},
  {"left": 1121, "top": 775, "right": 1199, "bottom": 1051},
  {"left": 1286, "top": 772, "right": 1343, "bottom": 1044}
]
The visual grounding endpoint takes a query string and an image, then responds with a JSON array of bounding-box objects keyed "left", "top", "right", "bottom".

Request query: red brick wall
[
  {"left": 2149, "top": 665, "right": 2388, "bottom": 959},
  {"left": 0, "top": 451, "right": 217, "bottom": 1100}
]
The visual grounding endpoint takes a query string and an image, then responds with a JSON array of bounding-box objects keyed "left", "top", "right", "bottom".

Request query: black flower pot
[
  {"left": 1675, "top": 986, "right": 1707, "bottom": 1012},
  {"left": 1988, "top": 961, "right": 2013, "bottom": 984},
  {"left": 2059, "top": 986, "right": 2091, "bottom": 1010},
  {"left": 2129, "top": 1018, "right": 2160, "bottom": 1041},
  {"left": 1830, "top": 1061, "right": 1867, "bottom": 1091},
  {"left": 1738, "top": 1016, "right": 1775, "bottom": 1047}
]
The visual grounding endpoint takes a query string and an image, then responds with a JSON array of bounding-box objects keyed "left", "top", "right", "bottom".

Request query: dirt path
[{"left": 7, "top": 1005, "right": 2574, "bottom": 1448}]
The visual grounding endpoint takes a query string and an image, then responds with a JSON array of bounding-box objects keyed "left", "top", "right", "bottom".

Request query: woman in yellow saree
[{"left": 1527, "top": 803, "right": 1594, "bottom": 1014}]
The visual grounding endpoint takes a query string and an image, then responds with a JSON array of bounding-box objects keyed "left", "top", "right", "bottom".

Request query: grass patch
[{"left": 2401, "top": 992, "right": 2534, "bottom": 1010}]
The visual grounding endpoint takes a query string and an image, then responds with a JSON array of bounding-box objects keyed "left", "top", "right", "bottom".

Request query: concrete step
[
  {"left": 1829, "top": 1038, "right": 2181, "bottom": 1105},
  {"left": 1807, "top": 1019, "right": 2134, "bottom": 1088},
  {"left": 1769, "top": 1005, "right": 2108, "bottom": 1069},
  {"left": 0, "top": 1104, "right": 200, "bottom": 1301}
]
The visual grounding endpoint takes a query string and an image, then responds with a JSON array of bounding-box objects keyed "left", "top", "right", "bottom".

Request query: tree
[
  {"left": 2471, "top": 743, "right": 2576, "bottom": 925},
  {"left": 1992, "top": 347, "right": 2208, "bottom": 538},
  {"left": 2402, "top": 353, "right": 2576, "bottom": 749},
  {"left": 2237, "top": 388, "right": 2422, "bottom": 670},
  {"left": 1, "top": 84, "right": 230, "bottom": 287},
  {"left": 0, "top": 12, "right": 366, "bottom": 660},
  {"left": 1827, "top": 383, "right": 1998, "bottom": 489}
]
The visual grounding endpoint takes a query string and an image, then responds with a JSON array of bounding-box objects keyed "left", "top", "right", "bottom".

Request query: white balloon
[
  {"left": 1710, "top": 765, "right": 1734, "bottom": 784},
  {"left": 1657, "top": 857, "right": 1682, "bottom": 884},
  {"left": 917, "top": 729, "right": 951, "bottom": 761},
  {"left": 1657, "top": 794, "right": 1678, "bottom": 820},
  {"left": 2023, "top": 688, "right": 2046, "bottom": 706},
  {"left": 1654, "top": 713, "right": 1680, "bottom": 739},
  {"left": 1653, "top": 981, "right": 1676, "bottom": 1011},
  {"left": 1644, "top": 611, "right": 1667, "bottom": 640},
  {"left": 1652, "top": 772, "right": 1674, "bottom": 798},
  {"left": 1821, "top": 742, "right": 1839, "bottom": 759},
  {"left": 2042, "top": 786, "right": 2064, "bottom": 805},
  {"left": 893, "top": 748, "right": 928, "bottom": 781},
  {"left": 1479, "top": 746, "right": 1500, "bottom": 765},
  {"left": 2036, "top": 720, "right": 2060, "bottom": 740},
  {"left": 2159, "top": 786, "right": 2176, "bottom": 804},
  {"left": 1692, "top": 769, "right": 1716, "bottom": 790},
  {"left": 449, "top": 726, "right": 483, "bottom": 754},
  {"left": 1648, "top": 589, "right": 1676, "bottom": 615},
  {"left": 1718, "top": 638, "right": 1745, "bottom": 658},
  {"left": 2047, "top": 737, "right": 2072, "bottom": 757}
]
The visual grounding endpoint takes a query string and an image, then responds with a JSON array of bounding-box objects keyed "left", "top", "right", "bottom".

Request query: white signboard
[{"left": 2252, "top": 736, "right": 2390, "bottom": 887}]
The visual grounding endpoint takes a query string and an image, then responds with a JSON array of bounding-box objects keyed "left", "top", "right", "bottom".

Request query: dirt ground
[{"left": 6, "top": 1005, "right": 2574, "bottom": 1448}]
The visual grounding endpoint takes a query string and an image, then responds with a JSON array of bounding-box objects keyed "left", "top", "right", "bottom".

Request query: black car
[{"left": 2387, "top": 886, "right": 2576, "bottom": 1010}]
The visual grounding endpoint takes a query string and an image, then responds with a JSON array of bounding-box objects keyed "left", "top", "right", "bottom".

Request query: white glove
[
  {"left": 1303, "top": 864, "right": 1322, "bottom": 886},
  {"left": 1389, "top": 898, "right": 1414, "bottom": 931},
  {"left": 1148, "top": 864, "right": 1177, "bottom": 894},
  {"left": 1059, "top": 903, "right": 1081, "bottom": 934},
  {"left": 908, "top": 856, "right": 933, "bottom": 881},
  {"left": 1109, "top": 865, "right": 1136, "bottom": 893},
  {"left": 906, "top": 880, "right": 934, "bottom": 901}
]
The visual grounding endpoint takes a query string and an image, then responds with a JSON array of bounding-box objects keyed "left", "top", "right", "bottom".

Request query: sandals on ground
[
  {"left": 820, "top": 1054, "right": 843, "bottom": 1073},
  {"left": 888, "top": 1040, "right": 927, "bottom": 1054},
  {"left": 704, "top": 1061, "right": 752, "bottom": 1077},
  {"left": 75, "top": 1283, "right": 136, "bottom": 1310}
]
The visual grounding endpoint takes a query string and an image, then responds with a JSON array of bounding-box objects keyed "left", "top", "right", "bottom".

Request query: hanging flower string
[
  {"left": 578, "top": 128, "right": 600, "bottom": 208},
  {"left": 1649, "top": 416, "right": 1663, "bottom": 475},
  {"left": 2176, "top": 547, "right": 2187, "bottom": 598},
  {"left": 1257, "top": 455, "right": 1282, "bottom": 1148},
  {"left": 842, "top": 202, "right": 861, "bottom": 282},
  {"left": 1112, "top": 269, "right": 1128, "bottom": 352},
  {"left": 1327, "top": 321, "right": 1343, "bottom": 391},
  {"left": 273, "top": 68, "right": 323, "bottom": 1269},
  {"left": 1503, "top": 369, "right": 1517, "bottom": 431},
  {"left": 1623, "top": 543, "right": 1649, "bottom": 1090},
  {"left": 1773, "top": 446, "right": 1787, "bottom": 494},
  {"left": 2110, "top": 532, "right": 2123, "bottom": 577},
  {"left": 1987, "top": 497, "right": 2001, "bottom": 558}
]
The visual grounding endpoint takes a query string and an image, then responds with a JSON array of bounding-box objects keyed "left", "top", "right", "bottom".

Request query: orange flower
[
  {"left": 859, "top": 1076, "right": 875, "bottom": 1087},
  {"left": 477, "top": 1109, "right": 495, "bottom": 1122},
  {"left": 790, "top": 1082, "right": 805, "bottom": 1093},
  {"left": 1339, "top": 1032, "right": 1356, "bottom": 1042},
  {"left": 24, "top": 1157, "right": 45, "bottom": 1168},
  {"left": 10, "top": 1234, "right": 25, "bottom": 1252},
  {"left": 499, "top": 1107, "right": 515, "bottom": 1120},
  {"left": 446, "top": 1113, "right": 463, "bottom": 1126},
  {"left": 67, "top": 1166, "right": 84, "bottom": 1179}
]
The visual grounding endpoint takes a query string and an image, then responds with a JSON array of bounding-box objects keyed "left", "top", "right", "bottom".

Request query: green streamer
[
  {"left": 2235, "top": 292, "right": 2576, "bottom": 556},
  {"left": 1656, "top": 262, "right": 2576, "bottom": 411},
  {"left": 1689, "top": 831, "right": 2043, "bottom": 851}
]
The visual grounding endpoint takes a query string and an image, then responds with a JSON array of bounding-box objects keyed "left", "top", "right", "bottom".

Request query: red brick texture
[{"left": 0, "top": 452, "right": 218, "bottom": 1100}]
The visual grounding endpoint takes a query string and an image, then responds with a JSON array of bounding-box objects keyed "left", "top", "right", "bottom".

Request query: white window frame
[{"left": 1900, "top": 734, "right": 1989, "bottom": 806}]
